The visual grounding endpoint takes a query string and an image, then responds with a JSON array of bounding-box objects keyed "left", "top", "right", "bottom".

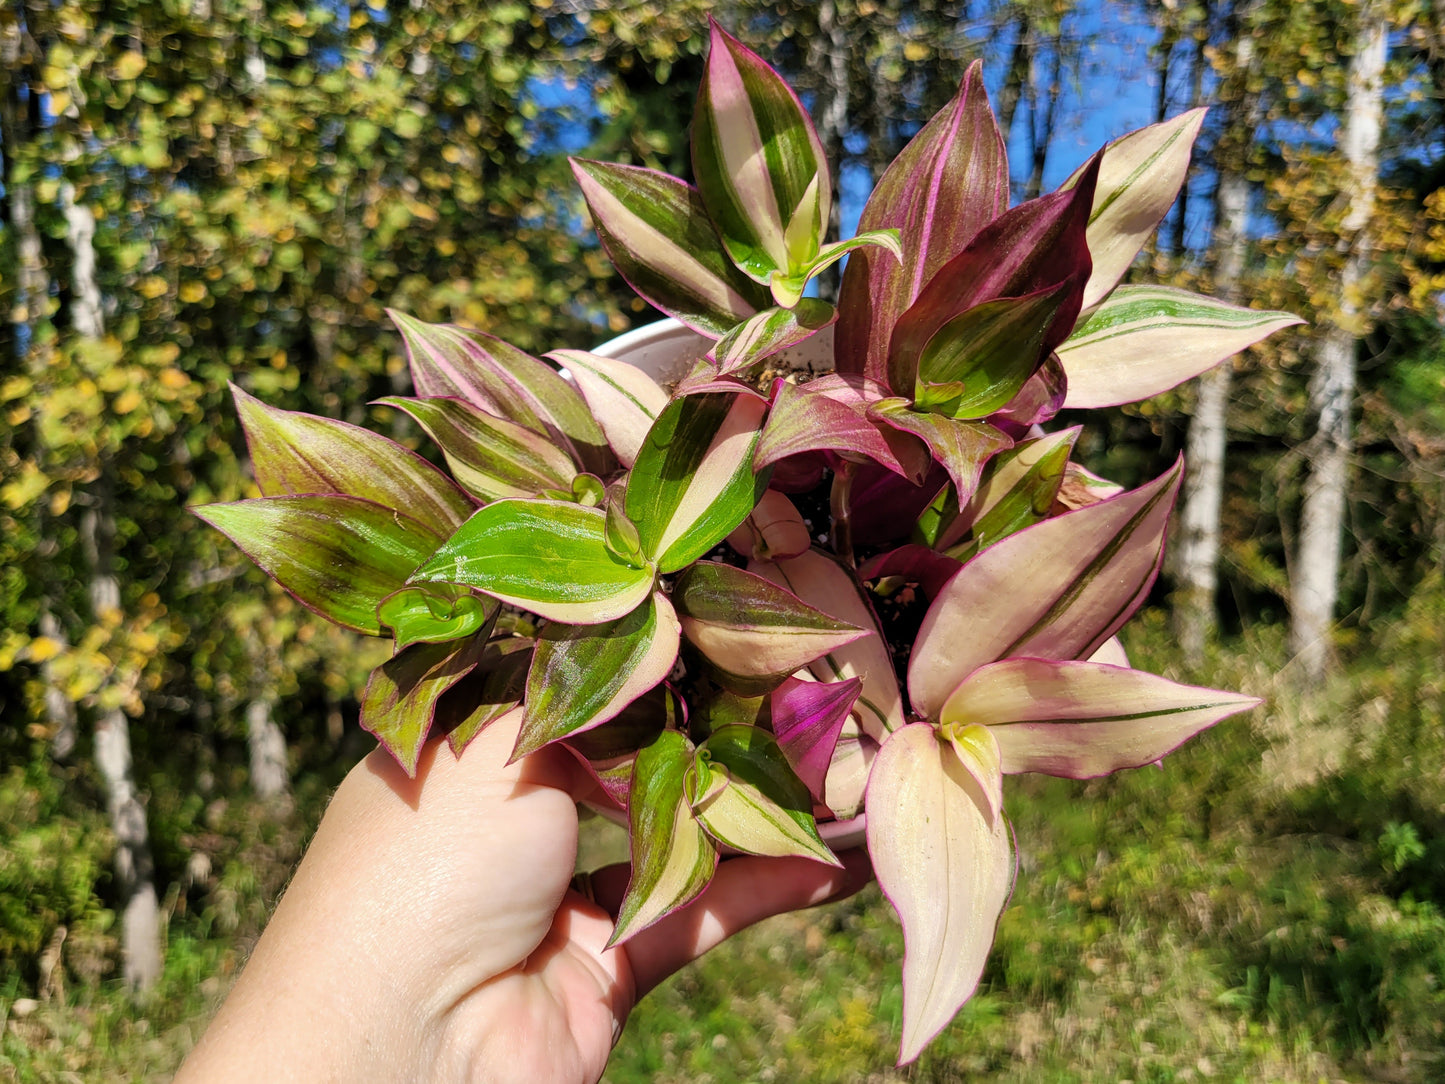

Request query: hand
[{"left": 176, "top": 713, "right": 872, "bottom": 1083}]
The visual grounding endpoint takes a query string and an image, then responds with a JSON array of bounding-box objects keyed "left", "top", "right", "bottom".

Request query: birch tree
[{"left": 1289, "top": 1, "right": 1388, "bottom": 678}]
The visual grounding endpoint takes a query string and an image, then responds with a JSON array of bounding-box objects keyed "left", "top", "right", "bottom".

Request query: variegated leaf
[
  {"left": 748, "top": 549, "right": 904, "bottom": 742},
  {"left": 233, "top": 384, "right": 474, "bottom": 537},
  {"left": 725, "top": 488, "right": 812, "bottom": 561},
  {"left": 674, "top": 561, "right": 865, "bottom": 694},
  {"left": 409, "top": 499, "right": 656, "bottom": 624},
  {"left": 514, "top": 591, "right": 681, "bottom": 759},
  {"left": 836, "top": 62, "right": 1009, "bottom": 384},
  {"left": 692, "top": 20, "right": 830, "bottom": 281},
  {"left": 361, "top": 637, "right": 489, "bottom": 776},
  {"left": 194, "top": 495, "right": 441, "bottom": 635},
  {"left": 909, "top": 460, "right": 1183, "bottom": 721},
  {"left": 1059, "top": 285, "right": 1304, "bottom": 408},
  {"left": 626, "top": 392, "right": 770, "bottom": 573},
  {"left": 377, "top": 396, "right": 577, "bottom": 503},
  {"left": 1060, "top": 109, "right": 1207, "bottom": 312},
  {"left": 691, "top": 725, "right": 838, "bottom": 865},
  {"left": 940, "top": 657, "right": 1260, "bottom": 778},
  {"left": 939, "top": 428, "right": 1079, "bottom": 559},
  {"left": 709, "top": 300, "right": 836, "bottom": 376},
  {"left": 867, "top": 724, "right": 1013, "bottom": 1064},
  {"left": 439, "top": 640, "right": 533, "bottom": 755},
  {"left": 570, "top": 159, "right": 768, "bottom": 337},
  {"left": 885, "top": 156, "right": 1099, "bottom": 397},
  {"left": 610, "top": 730, "right": 718, "bottom": 946},
  {"left": 548, "top": 349, "right": 669, "bottom": 469},
  {"left": 388, "top": 311, "right": 611, "bottom": 473},
  {"left": 868, "top": 398, "right": 1013, "bottom": 506},
  {"left": 755, "top": 375, "right": 930, "bottom": 482}
]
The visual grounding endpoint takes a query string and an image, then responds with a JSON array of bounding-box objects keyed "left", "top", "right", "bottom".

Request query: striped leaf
[
  {"left": 570, "top": 159, "right": 768, "bottom": 337},
  {"left": 692, "top": 20, "right": 830, "bottom": 283},
  {"left": 233, "top": 384, "right": 474, "bottom": 538},
  {"left": 389, "top": 311, "right": 611, "bottom": 474},
  {"left": 439, "top": 641, "right": 533, "bottom": 756},
  {"left": 1059, "top": 285, "right": 1304, "bottom": 408},
  {"left": 836, "top": 62, "right": 1009, "bottom": 384},
  {"left": 194, "top": 495, "right": 441, "bottom": 636},
  {"left": 377, "top": 584, "right": 498, "bottom": 650},
  {"left": 936, "top": 428, "right": 1079, "bottom": 558},
  {"left": 1060, "top": 109, "right": 1206, "bottom": 312},
  {"left": 755, "top": 376, "right": 930, "bottom": 482},
  {"left": 913, "top": 286, "right": 1071, "bottom": 419},
  {"left": 548, "top": 349, "right": 669, "bottom": 468},
  {"left": 868, "top": 399, "right": 1013, "bottom": 506},
  {"left": 514, "top": 591, "right": 681, "bottom": 759},
  {"left": 988, "top": 353, "right": 1068, "bottom": 429},
  {"left": 940, "top": 658, "right": 1260, "bottom": 779},
  {"left": 867, "top": 724, "right": 1013, "bottom": 1065},
  {"left": 691, "top": 725, "right": 838, "bottom": 865},
  {"left": 909, "top": 460, "right": 1182, "bottom": 721},
  {"left": 626, "top": 392, "right": 770, "bottom": 573},
  {"left": 409, "top": 499, "right": 656, "bottom": 625},
  {"left": 360, "top": 637, "right": 489, "bottom": 776},
  {"left": 377, "top": 396, "right": 577, "bottom": 503},
  {"left": 709, "top": 300, "right": 836, "bottom": 376},
  {"left": 561, "top": 685, "right": 680, "bottom": 811},
  {"left": 885, "top": 155, "right": 1099, "bottom": 397},
  {"left": 674, "top": 561, "right": 865, "bottom": 695},
  {"left": 770, "top": 675, "right": 861, "bottom": 801},
  {"left": 610, "top": 730, "right": 718, "bottom": 946},
  {"left": 748, "top": 550, "right": 905, "bottom": 743}
]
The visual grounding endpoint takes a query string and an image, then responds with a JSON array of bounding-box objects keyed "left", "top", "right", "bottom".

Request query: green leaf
[
  {"left": 410, "top": 499, "right": 656, "bottom": 624},
  {"left": 377, "top": 396, "right": 576, "bottom": 503},
  {"left": 1058, "top": 285, "right": 1304, "bottom": 408},
  {"left": 195, "top": 496, "right": 441, "bottom": 635},
  {"left": 691, "top": 725, "right": 838, "bottom": 865},
  {"left": 514, "top": 592, "right": 681, "bottom": 759},
  {"left": 233, "top": 383, "right": 474, "bottom": 538},
  {"left": 569, "top": 159, "right": 768, "bottom": 337},
  {"left": 377, "top": 584, "right": 498, "bottom": 649},
  {"left": 610, "top": 730, "right": 718, "bottom": 946},
  {"left": 913, "top": 286, "right": 1070, "bottom": 419},
  {"left": 940, "top": 428, "right": 1079, "bottom": 560},
  {"left": 692, "top": 20, "right": 830, "bottom": 282},
  {"left": 626, "top": 393, "right": 770, "bottom": 573},
  {"left": 361, "top": 637, "right": 489, "bottom": 776},
  {"left": 673, "top": 561, "right": 864, "bottom": 695}
]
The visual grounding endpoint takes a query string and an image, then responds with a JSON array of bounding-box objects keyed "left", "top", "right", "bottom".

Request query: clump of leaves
[{"left": 196, "top": 21, "right": 1298, "bottom": 1064}]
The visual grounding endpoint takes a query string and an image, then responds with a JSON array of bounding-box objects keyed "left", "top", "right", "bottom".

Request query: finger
[{"left": 611, "top": 848, "right": 874, "bottom": 997}]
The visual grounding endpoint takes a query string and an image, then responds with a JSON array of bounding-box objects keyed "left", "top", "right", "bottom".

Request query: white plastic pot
[{"left": 586, "top": 317, "right": 867, "bottom": 853}]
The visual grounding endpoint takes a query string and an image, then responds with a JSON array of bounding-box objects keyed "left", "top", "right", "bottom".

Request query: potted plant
[{"left": 196, "top": 21, "right": 1299, "bottom": 1063}]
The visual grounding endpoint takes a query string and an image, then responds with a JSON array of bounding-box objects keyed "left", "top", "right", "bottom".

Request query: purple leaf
[
  {"left": 770, "top": 675, "right": 862, "bottom": 800},
  {"left": 836, "top": 62, "right": 1009, "bottom": 384},
  {"left": 755, "top": 376, "right": 930, "bottom": 482},
  {"left": 868, "top": 399, "right": 1013, "bottom": 505},
  {"left": 857, "top": 545, "right": 962, "bottom": 603},
  {"left": 988, "top": 353, "right": 1068, "bottom": 432},
  {"left": 885, "top": 154, "right": 1101, "bottom": 397}
]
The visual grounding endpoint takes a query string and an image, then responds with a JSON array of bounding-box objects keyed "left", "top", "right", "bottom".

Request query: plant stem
[{"left": 830, "top": 461, "right": 857, "bottom": 569}]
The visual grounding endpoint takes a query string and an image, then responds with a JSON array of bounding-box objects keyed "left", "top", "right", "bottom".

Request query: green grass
[{"left": 4, "top": 609, "right": 1444, "bottom": 1082}]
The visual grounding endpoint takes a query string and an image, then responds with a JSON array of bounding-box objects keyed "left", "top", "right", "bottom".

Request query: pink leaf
[{"left": 770, "top": 675, "right": 862, "bottom": 800}]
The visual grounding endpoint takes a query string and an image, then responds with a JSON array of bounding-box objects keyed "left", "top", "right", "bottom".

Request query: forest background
[{"left": 2, "top": 0, "right": 1444, "bottom": 1080}]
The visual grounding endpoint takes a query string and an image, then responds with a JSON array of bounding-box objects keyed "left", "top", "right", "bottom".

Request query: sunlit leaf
[
  {"left": 548, "top": 349, "right": 669, "bottom": 468},
  {"left": 770, "top": 675, "right": 862, "bottom": 800},
  {"left": 361, "top": 638, "right": 490, "bottom": 776}
]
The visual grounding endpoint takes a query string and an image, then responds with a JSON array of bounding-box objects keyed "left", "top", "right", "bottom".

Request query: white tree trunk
[
  {"left": 1290, "top": 7, "right": 1387, "bottom": 679},
  {"left": 70, "top": 195, "right": 163, "bottom": 989},
  {"left": 246, "top": 697, "right": 290, "bottom": 801},
  {"left": 1173, "top": 11, "right": 1258, "bottom": 665}
]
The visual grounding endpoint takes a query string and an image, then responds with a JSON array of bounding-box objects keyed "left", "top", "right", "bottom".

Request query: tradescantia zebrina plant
[{"left": 196, "top": 21, "right": 1300, "bottom": 1064}]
